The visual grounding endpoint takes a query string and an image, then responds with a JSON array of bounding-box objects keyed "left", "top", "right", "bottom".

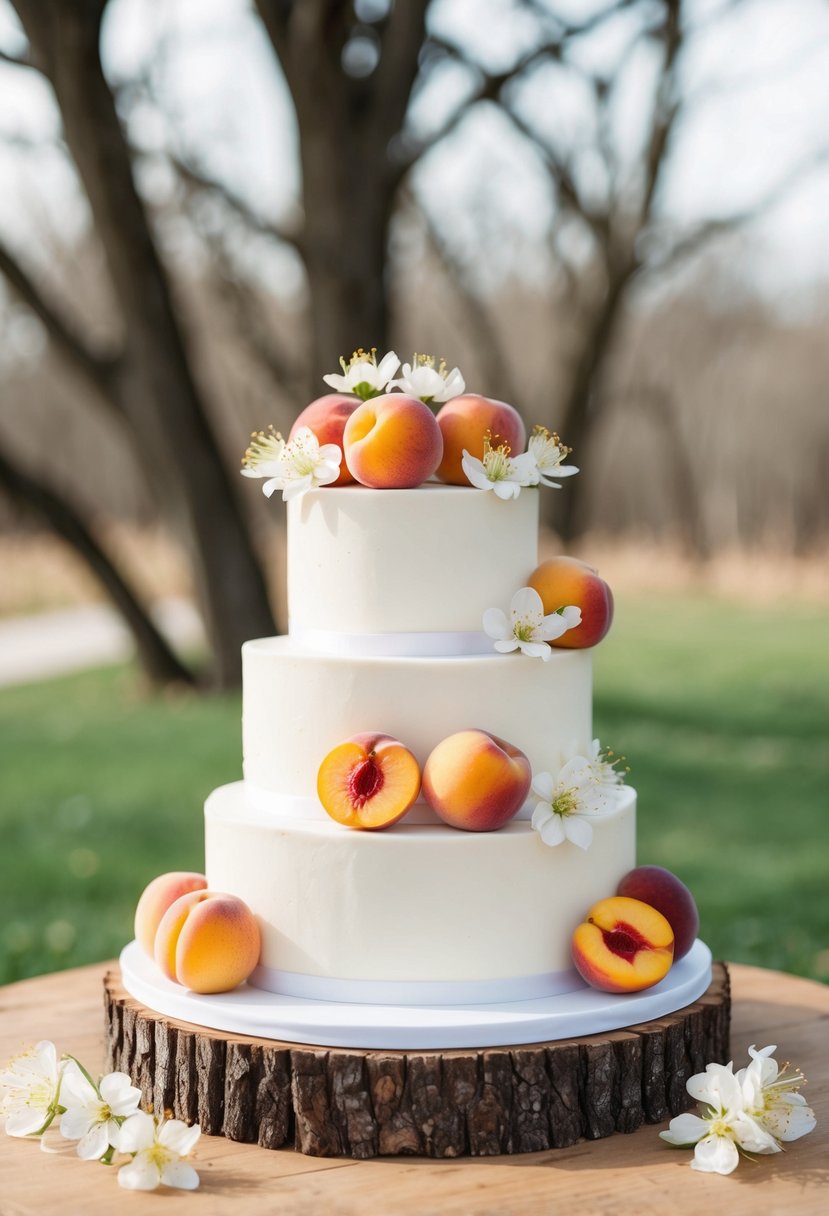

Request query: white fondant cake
[{"left": 203, "top": 484, "right": 639, "bottom": 1004}]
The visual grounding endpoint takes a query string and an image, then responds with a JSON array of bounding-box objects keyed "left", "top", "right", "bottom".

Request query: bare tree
[{"left": 1, "top": 0, "right": 274, "bottom": 688}]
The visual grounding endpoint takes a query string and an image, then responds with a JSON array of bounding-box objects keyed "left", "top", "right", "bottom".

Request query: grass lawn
[{"left": 1, "top": 591, "right": 827, "bottom": 986}]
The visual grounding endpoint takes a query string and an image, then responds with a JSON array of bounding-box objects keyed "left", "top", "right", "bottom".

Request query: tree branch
[
  {"left": 0, "top": 442, "right": 196, "bottom": 687},
  {"left": 0, "top": 236, "right": 122, "bottom": 403},
  {"left": 643, "top": 145, "right": 829, "bottom": 273},
  {"left": 0, "top": 45, "right": 42, "bottom": 73},
  {"left": 640, "top": 0, "right": 685, "bottom": 223},
  {"left": 170, "top": 154, "right": 303, "bottom": 251}
]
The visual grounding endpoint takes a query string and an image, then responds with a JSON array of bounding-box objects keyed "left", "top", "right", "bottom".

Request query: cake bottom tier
[{"left": 204, "top": 781, "right": 637, "bottom": 1004}]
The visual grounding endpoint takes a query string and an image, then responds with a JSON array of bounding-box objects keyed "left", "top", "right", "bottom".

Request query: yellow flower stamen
[{"left": 242, "top": 425, "right": 284, "bottom": 470}]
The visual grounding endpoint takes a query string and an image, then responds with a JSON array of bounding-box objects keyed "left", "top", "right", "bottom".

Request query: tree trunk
[
  {"left": 255, "top": 1, "right": 429, "bottom": 388},
  {"left": 550, "top": 264, "right": 637, "bottom": 542},
  {"left": 0, "top": 446, "right": 196, "bottom": 688},
  {"left": 13, "top": 0, "right": 275, "bottom": 687}
]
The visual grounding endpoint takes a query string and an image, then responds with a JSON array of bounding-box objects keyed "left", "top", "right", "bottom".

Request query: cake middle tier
[{"left": 243, "top": 638, "right": 592, "bottom": 801}]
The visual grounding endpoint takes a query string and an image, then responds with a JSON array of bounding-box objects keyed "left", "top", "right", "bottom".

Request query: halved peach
[
  {"left": 571, "top": 896, "right": 674, "bottom": 993},
  {"left": 317, "top": 732, "right": 421, "bottom": 829}
]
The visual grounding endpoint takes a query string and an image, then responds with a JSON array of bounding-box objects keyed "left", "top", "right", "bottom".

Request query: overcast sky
[{"left": 1, "top": 0, "right": 829, "bottom": 314}]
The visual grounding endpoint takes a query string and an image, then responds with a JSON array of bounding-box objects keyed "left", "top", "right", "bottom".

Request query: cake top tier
[{"left": 288, "top": 485, "right": 539, "bottom": 650}]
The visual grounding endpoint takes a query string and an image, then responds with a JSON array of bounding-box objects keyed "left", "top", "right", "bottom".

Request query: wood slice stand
[{"left": 104, "top": 962, "right": 729, "bottom": 1159}]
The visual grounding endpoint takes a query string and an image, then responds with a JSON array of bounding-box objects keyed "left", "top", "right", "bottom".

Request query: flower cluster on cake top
[{"left": 240, "top": 347, "right": 579, "bottom": 499}]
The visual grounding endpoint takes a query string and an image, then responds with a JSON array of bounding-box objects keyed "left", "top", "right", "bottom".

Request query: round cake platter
[{"left": 120, "top": 938, "right": 712, "bottom": 1051}]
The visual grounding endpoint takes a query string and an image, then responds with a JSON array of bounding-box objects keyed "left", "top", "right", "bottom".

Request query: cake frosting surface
[{"left": 205, "top": 474, "right": 636, "bottom": 1000}]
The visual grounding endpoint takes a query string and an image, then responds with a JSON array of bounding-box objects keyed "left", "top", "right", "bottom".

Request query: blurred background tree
[{"left": 1, "top": 0, "right": 828, "bottom": 687}]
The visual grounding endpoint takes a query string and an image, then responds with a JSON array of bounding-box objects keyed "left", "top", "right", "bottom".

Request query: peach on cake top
[{"left": 343, "top": 394, "right": 444, "bottom": 489}]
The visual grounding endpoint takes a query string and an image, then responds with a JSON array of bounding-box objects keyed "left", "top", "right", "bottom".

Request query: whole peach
[
  {"left": 290, "top": 393, "right": 360, "bottom": 485},
  {"left": 435, "top": 394, "right": 526, "bottom": 485},
  {"left": 528, "top": 556, "right": 614, "bottom": 649},
  {"left": 154, "top": 889, "right": 261, "bottom": 994},
  {"left": 134, "top": 871, "right": 207, "bottom": 958},
  {"left": 343, "top": 394, "right": 443, "bottom": 489},
  {"left": 616, "top": 866, "right": 699, "bottom": 961},
  {"left": 422, "top": 729, "right": 531, "bottom": 831}
]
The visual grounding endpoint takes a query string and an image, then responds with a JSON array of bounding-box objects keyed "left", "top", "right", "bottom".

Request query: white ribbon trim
[
  {"left": 289, "top": 624, "right": 493, "bottom": 658},
  {"left": 243, "top": 784, "right": 535, "bottom": 823},
  {"left": 248, "top": 964, "right": 584, "bottom": 1007}
]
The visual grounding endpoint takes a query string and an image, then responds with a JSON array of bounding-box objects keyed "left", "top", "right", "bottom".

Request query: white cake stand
[{"left": 120, "top": 939, "right": 713, "bottom": 1051}]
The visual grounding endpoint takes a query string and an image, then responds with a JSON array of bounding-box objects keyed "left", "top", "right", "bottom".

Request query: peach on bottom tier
[{"left": 204, "top": 782, "right": 636, "bottom": 999}]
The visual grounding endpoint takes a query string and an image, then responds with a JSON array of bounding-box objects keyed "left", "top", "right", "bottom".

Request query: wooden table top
[{"left": 1, "top": 961, "right": 826, "bottom": 1215}]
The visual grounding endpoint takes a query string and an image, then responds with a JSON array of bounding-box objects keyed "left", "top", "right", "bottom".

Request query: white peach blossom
[
  {"left": 1, "top": 1041, "right": 64, "bottom": 1138},
  {"left": 117, "top": 1111, "right": 200, "bottom": 1192},
  {"left": 462, "top": 437, "right": 538, "bottom": 499},
  {"left": 323, "top": 348, "right": 400, "bottom": 398},
  {"left": 389, "top": 354, "right": 465, "bottom": 403},
  {"left": 530, "top": 756, "right": 611, "bottom": 850},
  {"left": 483, "top": 587, "right": 581, "bottom": 660},
  {"left": 526, "top": 426, "right": 579, "bottom": 488},
  {"left": 737, "top": 1045, "right": 816, "bottom": 1144},
  {"left": 243, "top": 426, "right": 342, "bottom": 501},
  {"left": 59, "top": 1067, "right": 142, "bottom": 1161},
  {"left": 660, "top": 1058, "right": 792, "bottom": 1174}
]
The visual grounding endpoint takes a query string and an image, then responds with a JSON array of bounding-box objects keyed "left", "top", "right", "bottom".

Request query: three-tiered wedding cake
[{"left": 204, "top": 484, "right": 636, "bottom": 1005}]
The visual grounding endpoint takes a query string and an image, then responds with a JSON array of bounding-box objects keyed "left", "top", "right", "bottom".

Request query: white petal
[
  {"left": 493, "top": 638, "right": 520, "bottom": 653},
  {"left": 281, "top": 474, "right": 313, "bottom": 501},
  {"left": 116, "top": 1110, "right": 156, "bottom": 1153},
  {"left": 732, "top": 1113, "right": 780, "bottom": 1154},
  {"left": 510, "top": 586, "right": 544, "bottom": 619},
  {"left": 493, "top": 480, "right": 520, "bottom": 499},
  {"left": 439, "top": 367, "right": 466, "bottom": 400},
  {"left": 59, "top": 1107, "right": 93, "bottom": 1140},
  {"left": 531, "top": 772, "right": 555, "bottom": 801},
  {"left": 261, "top": 477, "right": 283, "bottom": 498},
  {"left": 564, "top": 816, "right": 594, "bottom": 850},
  {"left": 118, "top": 1155, "right": 161, "bottom": 1191},
  {"left": 5, "top": 1107, "right": 50, "bottom": 1137},
  {"left": 558, "top": 605, "right": 582, "bottom": 629},
  {"left": 34, "top": 1042, "right": 59, "bottom": 1078},
  {"left": 159, "top": 1119, "right": 201, "bottom": 1156},
  {"left": 510, "top": 451, "right": 540, "bottom": 485},
  {"left": 76, "top": 1122, "right": 110, "bottom": 1161},
  {"left": 376, "top": 351, "right": 401, "bottom": 382},
  {"left": 531, "top": 802, "right": 553, "bottom": 830},
  {"left": 482, "top": 608, "right": 509, "bottom": 640},
  {"left": 322, "top": 373, "right": 349, "bottom": 392},
  {"left": 461, "top": 453, "right": 491, "bottom": 490},
  {"left": 539, "top": 611, "right": 577, "bottom": 641},
  {"left": 159, "top": 1161, "right": 200, "bottom": 1190},
  {"left": 660, "top": 1112, "right": 711, "bottom": 1146},
  {"left": 691, "top": 1133, "right": 740, "bottom": 1175},
  {"left": 318, "top": 444, "right": 343, "bottom": 465},
  {"left": 99, "top": 1072, "right": 134, "bottom": 1106},
  {"left": 538, "top": 815, "right": 566, "bottom": 847},
  {"left": 518, "top": 640, "right": 552, "bottom": 660},
  {"left": 762, "top": 1103, "right": 816, "bottom": 1142},
  {"left": 58, "top": 1064, "right": 96, "bottom": 1109}
]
